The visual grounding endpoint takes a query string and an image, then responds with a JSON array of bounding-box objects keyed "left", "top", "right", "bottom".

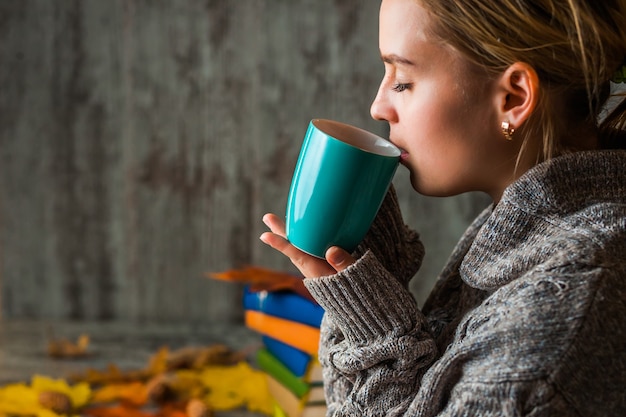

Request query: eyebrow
[{"left": 381, "top": 53, "right": 416, "bottom": 66}]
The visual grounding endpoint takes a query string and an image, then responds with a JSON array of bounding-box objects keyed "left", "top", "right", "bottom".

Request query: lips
[
  {"left": 393, "top": 144, "right": 409, "bottom": 161},
  {"left": 389, "top": 136, "right": 408, "bottom": 161}
]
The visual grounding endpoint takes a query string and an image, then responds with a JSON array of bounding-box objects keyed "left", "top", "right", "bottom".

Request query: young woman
[{"left": 261, "top": 0, "right": 626, "bottom": 415}]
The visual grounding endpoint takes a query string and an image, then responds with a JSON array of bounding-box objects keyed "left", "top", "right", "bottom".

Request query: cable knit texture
[{"left": 304, "top": 150, "right": 626, "bottom": 416}]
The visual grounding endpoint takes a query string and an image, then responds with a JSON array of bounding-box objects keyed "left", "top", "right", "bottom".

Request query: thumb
[{"left": 325, "top": 246, "right": 356, "bottom": 272}]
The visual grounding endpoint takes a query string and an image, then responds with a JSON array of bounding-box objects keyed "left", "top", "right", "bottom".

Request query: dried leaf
[
  {"left": 194, "top": 362, "right": 273, "bottom": 415},
  {"left": 145, "top": 374, "right": 177, "bottom": 405},
  {"left": 92, "top": 382, "right": 147, "bottom": 407},
  {"left": 70, "top": 363, "right": 151, "bottom": 386},
  {"left": 207, "top": 266, "right": 315, "bottom": 303},
  {"left": 83, "top": 404, "right": 155, "bottom": 417},
  {"left": 32, "top": 375, "right": 91, "bottom": 409},
  {"left": 166, "top": 344, "right": 244, "bottom": 371},
  {"left": 38, "top": 391, "right": 72, "bottom": 414},
  {"left": 147, "top": 347, "right": 170, "bottom": 375},
  {"left": 0, "top": 376, "right": 91, "bottom": 416},
  {"left": 157, "top": 403, "right": 191, "bottom": 417},
  {"left": 47, "top": 334, "right": 91, "bottom": 358},
  {"left": 0, "top": 383, "right": 41, "bottom": 415},
  {"left": 75, "top": 348, "right": 168, "bottom": 386}
]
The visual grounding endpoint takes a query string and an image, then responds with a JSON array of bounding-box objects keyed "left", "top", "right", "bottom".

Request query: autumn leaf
[
  {"left": 191, "top": 362, "right": 273, "bottom": 415},
  {"left": 92, "top": 382, "right": 147, "bottom": 407},
  {"left": 146, "top": 347, "right": 170, "bottom": 375},
  {"left": 83, "top": 404, "right": 155, "bottom": 417},
  {"left": 47, "top": 334, "right": 91, "bottom": 358},
  {"left": 207, "top": 266, "right": 315, "bottom": 303},
  {"left": 31, "top": 375, "right": 91, "bottom": 408},
  {"left": 0, "top": 383, "right": 41, "bottom": 415},
  {"left": 70, "top": 363, "right": 151, "bottom": 386},
  {"left": 165, "top": 344, "right": 245, "bottom": 371},
  {"left": 71, "top": 348, "right": 172, "bottom": 386},
  {"left": 156, "top": 403, "right": 192, "bottom": 417},
  {"left": 0, "top": 375, "right": 91, "bottom": 416}
]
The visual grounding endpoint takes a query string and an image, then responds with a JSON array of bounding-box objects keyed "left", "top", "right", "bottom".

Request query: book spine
[
  {"left": 265, "top": 374, "right": 302, "bottom": 417},
  {"left": 245, "top": 310, "right": 320, "bottom": 354},
  {"left": 256, "top": 348, "right": 310, "bottom": 398},
  {"left": 263, "top": 335, "right": 311, "bottom": 378},
  {"left": 243, "top": 287, "right": 324, "bottom": 327}
]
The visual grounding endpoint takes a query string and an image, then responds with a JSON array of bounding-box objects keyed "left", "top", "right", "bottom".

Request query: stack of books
[{"left": 243, "top": 285, "right": 327, "bottom": 417}]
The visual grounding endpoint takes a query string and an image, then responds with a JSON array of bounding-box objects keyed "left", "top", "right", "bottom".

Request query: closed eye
[{"left": 392, "top": 83, "right": 412, "bottom": 92}]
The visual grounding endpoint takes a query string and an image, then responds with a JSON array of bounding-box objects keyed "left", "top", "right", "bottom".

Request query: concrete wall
[{"left": 0, "top": 0, "right": 489, "bottom": 323}]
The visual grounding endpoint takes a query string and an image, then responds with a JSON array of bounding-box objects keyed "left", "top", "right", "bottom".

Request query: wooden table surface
[{"left": 0, "top": 319, "right": 266, "bottom": 416}]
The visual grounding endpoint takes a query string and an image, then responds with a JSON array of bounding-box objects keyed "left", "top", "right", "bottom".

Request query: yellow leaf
[
  {"left": 167, "top": 371, "right": 206, "bottom": 399},
  {"left": 31, "top": 375, "right": 92, "bottom": 409},
  {"left": 195, "top": 362, "right": 273, "bottom": 415},
  {"left": 36, "top": 409, "right": 63, "bottom": 417},
  {"left": 0, "top": 383, "right": 41, "bottom": 414},
  {"left": 147, "top": 347, "right": 170, "bottom": 375}
]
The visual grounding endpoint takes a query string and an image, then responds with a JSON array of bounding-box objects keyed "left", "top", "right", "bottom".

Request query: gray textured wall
[{"left": 0, "top": 0, "right": 489, "bottom": 323}]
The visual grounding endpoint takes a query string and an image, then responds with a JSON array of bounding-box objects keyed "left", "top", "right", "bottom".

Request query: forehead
[
  {"left": 379, "top": 0, "right": 432, "bottom": 43},
  {"left": 378, "top": 0, "right": 452, "bottom": 67}
]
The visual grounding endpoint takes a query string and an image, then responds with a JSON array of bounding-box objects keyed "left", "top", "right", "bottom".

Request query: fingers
[
  {"left": 260, "top": 230, "right": 336, "bottom": 278},
  {"left": 258, "top": 230, "right": 298, "bottom": 261},
  {"left": 325, "top": 246, "right": 356, "bottom": 271},
  {"left": 262, "top": 213, "right": 287, "bottom": 238},
  {"left": 260, "top": 213, "right": 356, "bottom": 278}
]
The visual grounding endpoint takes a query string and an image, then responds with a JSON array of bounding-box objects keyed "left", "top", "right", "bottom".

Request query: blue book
[
  {"left": 243, "top": 286, "right": 324, "bottom": 328},
  {"left": 263, "top": 335, "right": 312, "bottom": 377}
]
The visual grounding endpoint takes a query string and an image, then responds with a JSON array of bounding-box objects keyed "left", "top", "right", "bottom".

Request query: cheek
[
  {"left": 412, "top": 97, "right": 467, "bottom": 150},
  {"left": 404, "top": 97, "right": 494, "bottom": 194}
]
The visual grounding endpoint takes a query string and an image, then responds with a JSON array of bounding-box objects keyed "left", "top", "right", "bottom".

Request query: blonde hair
[{"left": 420, "top": 0, "right": 626, "bottom": 161}]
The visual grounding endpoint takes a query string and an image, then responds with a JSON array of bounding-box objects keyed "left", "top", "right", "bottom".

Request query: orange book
[{"left": 245, "top": 310, "right": 320, "bottom": 354}]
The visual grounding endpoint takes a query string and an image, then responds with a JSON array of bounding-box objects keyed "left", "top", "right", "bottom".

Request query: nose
[{"left": 370, "top": 81, "right": 395, "bottom": 122}]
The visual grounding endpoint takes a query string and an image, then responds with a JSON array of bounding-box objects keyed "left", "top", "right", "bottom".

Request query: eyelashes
[{"left": 392, "top": 82, "right": 412, "bottom": 92}]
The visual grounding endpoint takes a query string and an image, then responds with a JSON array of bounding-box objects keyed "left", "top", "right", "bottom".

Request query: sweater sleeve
[
  {"left": 351, "top": 185, "right": 424, "bottom": 287},
  {"left": 303, "top": 255, "right": 611, "bottom": 417},
  {"left": 304, "top": 250, "right": 438, "bottom": 416}
]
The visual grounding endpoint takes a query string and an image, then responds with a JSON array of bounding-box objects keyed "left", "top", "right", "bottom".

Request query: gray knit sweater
[{"left": 303, "top": 150, "right": 626, "bottom": 416}]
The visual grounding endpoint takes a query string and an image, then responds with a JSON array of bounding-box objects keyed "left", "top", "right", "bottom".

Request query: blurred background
[{"left": 0, "top": 0, "right": 489, "bottom": 325}]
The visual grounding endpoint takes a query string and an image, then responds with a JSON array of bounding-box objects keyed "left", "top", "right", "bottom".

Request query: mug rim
[{"left": 312, "top": 119, "right": 401, "bottom": 157}]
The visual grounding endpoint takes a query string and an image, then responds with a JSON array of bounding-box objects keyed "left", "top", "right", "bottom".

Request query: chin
[
  {"left": 409, "top": 174, "right": 464, "bottom": 197},
  {"left": 409, "top": 173, "right": 431, "bottom": 195}
]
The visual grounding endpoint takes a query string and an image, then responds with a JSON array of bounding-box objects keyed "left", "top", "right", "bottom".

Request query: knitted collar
[{"left": 460, "top": 150, "right": 626, "bottom": 291}]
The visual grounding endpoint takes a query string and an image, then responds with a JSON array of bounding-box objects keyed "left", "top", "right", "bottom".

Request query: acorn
[
  {"left": 186, "top": 398, "right": 213, "bottom": 417},
  {"left": 38, "top": 391, "right": 73, "bottom": 414}
]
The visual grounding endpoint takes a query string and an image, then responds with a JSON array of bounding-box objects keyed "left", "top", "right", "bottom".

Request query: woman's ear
[{"left": 495, "top": 62, "right": 540, "bottom": 129}]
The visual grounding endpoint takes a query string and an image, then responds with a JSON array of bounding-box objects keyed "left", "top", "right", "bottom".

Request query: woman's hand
[{"left": 260, "top": 213, "right": 356, "bottom": 279}]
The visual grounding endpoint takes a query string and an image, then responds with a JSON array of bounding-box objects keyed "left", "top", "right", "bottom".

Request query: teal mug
[{"left": 285, "top": 119, "right": 401, "bottom": 258}]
